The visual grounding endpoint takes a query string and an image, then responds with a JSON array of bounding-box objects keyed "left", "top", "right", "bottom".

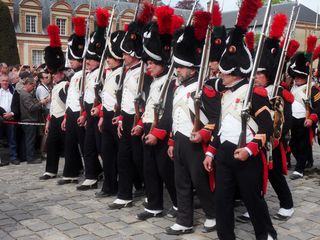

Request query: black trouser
[
  {"left": 46, "top": 116, "right": 64, "bottom": 174},
  {"left": 215, "top": 141, "right": 276, "bottom": 240},
  {"left": 63, "top": 108, "right": 84, "bottom": 177},
  {"left": 117, "top": 111, "right": 144, "bottom": 200},
  {"left": 101, "top": 108, "right": 118, "bottom": 194},
  {"left": 83, "top": 103, "right": 102, "bottom": 179},
  {"left": 269, "top": 143, "right": 293, "bottom": 209},
  {"left": 143, "top": 123, "right": 177, "bottom": 211},
  {"left": 290, "top": 117, "right": 312, "bottom": 174},
  {"left": 174, "top": 132, "right": 215, "bottom": 227}
]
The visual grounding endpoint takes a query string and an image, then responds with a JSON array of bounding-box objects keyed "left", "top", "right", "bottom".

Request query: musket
[
  {"left": 271, "top": 5, "right": 297, "bottom": 98},
  {"left": 79, "top": 0, "right": 93, "bottom": 115},
  {"left": 192, "top": 0, "right": 215, "bottom": 133},
  {"left": 186, "top": 0, "right": 199, "bottom": 26},
  {"left": 238, "top": 0, "right": 272, "bottom": 148},
  {"left": 133, "top": 63, "right": 146, "bottom": 127},
  {"left": 114, "top": 0, "right": 141, "bottom": 117},
  {"left": 93, "top": 0, "right": 119, "bottom": 108},
  {"left": 315, "top": 6, "right": 319, "bottom": 31}
]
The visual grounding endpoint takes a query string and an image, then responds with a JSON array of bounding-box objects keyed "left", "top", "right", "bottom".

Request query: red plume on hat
[
  {"left": 286, "top": 39, "right": 300, "bottom": 59},
  {"left": 312, "top": 44, "right": 320, "bottom": 61},
  {"left": 269, "top": 13, "right": 288, "bottom": 40},
  {"left": 72, "top": 16, "right": 86, "bottom": 37},
  {"left": 137, "top": 2, "right": 155, "bottom": 25},
  {"left": 236, "top": 0, "right": 263, "bottom": 30},
  {"left": 245, "top": 31, "right": 255, "bottom": 52},
  {"left": 171, "top": 15, "right": 184, "bottom": 34},
  {"left": 96, "top": 8, "right": 110, "bottom": 28},
  {"left": 305, "top": 34, "right": 318, "bottom": 61},
  {"left": 155, "top": 5, "right": 174, "bottom": 35},
  {"left": 211, "top": 3, "right": 222, "bottom": 27},
  {"left": 193, "top": 10, "right": 211, "bottom": 41},
  {"left": 47, "top": 25, "right": 61, "bottom": 48}
]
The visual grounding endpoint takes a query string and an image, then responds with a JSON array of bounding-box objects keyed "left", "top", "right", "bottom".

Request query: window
[
  {"left": 56, "top": 18, "right": 66, "bottom": 36},
  {"left": 26, "top": 15, "right": 37, "bottom": 33},
  {"left": 32, "top": 50, "right": 44, "bottom": 66}
]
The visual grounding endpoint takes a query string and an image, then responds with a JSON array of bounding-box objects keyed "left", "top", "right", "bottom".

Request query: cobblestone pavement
[{"left": 1, "top": 146, "right": 320, "bottom": 240}]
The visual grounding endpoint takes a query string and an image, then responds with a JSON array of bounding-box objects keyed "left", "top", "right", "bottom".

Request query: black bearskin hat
[
  {"left": 68, "top": 17, "right": 86, "bottom": 61},
  {"left": 44, "top": 25, "right": 65, "bottom": 73},
  {"left": 209, "top": 25, "right": 227, "bottom": 62},
  {"left": 106, "top": 30, "right": 126, "bottom": 60}
]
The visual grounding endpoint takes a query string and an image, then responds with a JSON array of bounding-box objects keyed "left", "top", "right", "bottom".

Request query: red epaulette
[
  {"left": 253, "top": 87, "right": 268, "bottom": 97},
  {"left": 282, "top": 89, "right": 294, "bottom": 104},
  {"left": 203, "top": 85, "right": 217, "bottom": 98}
]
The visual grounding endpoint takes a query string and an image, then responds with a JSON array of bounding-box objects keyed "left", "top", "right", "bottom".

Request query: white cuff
[
  {"left": 205, "top": 152, "right": 214, "bottom": 158},
  {"left": 244, "top": 147, "right": 253, "bottom": 156}
]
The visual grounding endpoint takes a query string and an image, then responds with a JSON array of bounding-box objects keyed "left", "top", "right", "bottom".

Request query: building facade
[{"left": 2, "top": 0, "right": 189, "bottom": 66}]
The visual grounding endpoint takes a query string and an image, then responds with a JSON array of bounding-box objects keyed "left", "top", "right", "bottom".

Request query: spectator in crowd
[
  {"left": 0, "top": 74, "right": 18, "bottom": 166},
  {"left": 8, "top": 72, "right": 19, "bottom": 93},
  {"left": 19, "top": 76, "right": 49, "bottom": 164},
  {"left": 0, "top": 62, "right": 9, "bottom": 76},
  {"left": 10, "top": 64, "right": 21, "bottom": 75},
  {"left": 36, "top": 71, "right": 51, "bottom": 116}
]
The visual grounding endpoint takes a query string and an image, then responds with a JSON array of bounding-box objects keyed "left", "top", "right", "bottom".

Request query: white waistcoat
[
  {"left": 101, "top": 67, "right": 122, "bottom": 112},
  {"left": 66, "top": 70, "right": 82, "bottom": 112},
  {"left": 50, "top": 81, "right": 67, "bottom": 118},
  {"left": 121, "top": 65, "right": 141, "bottom": 115},
  {"left": 142, "top": 73, "right": 167, "bottom": 123}
]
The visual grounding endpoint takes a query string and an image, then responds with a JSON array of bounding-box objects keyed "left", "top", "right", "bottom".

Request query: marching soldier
[
  {"left": 40, "top": 25, "right": 67, "bottom": 180},
  {"left": 76, "top": 8, "right": 109, "bottom": 190},
  {"left": 203, "top": 0, "right": 277, "bottom": 238},
  {"left": 94, "top": 30, "right": 126, "bottom": 198},
  {"left": 238, "top": 13, "right": 295, "bottom": 222},
  {"left": 108, "top": 2, "right": 155, "bottom": 209},
  {"left": 135, "top": 6, "right": 179, "bottom": 220},
  {"left": 288, "top": 37, "right": 320, "bottom": 180},
  {"left": 57, "top": 17, "right": 86, "bottom": 185},
  {"left": 165, "top": 21, "right": 220, "bottom": 234}
]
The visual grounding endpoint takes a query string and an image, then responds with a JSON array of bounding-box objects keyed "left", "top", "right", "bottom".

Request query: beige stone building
[{"left": 2, "top": 0, "right": 189, "bottom": 66}]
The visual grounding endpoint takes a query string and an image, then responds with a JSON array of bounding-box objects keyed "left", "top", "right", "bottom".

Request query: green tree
[{"left": 0, "top": 1, "right": 20, "bottom": 65}]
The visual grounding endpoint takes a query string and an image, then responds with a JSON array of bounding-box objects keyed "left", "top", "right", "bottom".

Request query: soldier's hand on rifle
[
  {"left": 45, "top": 121, "right": 50, "bottom": 135},
  {"left": 98, "top": 117, "right": 104, "bottom": 132},
  {"left": 77, "top": 116, "right": 86, "bottom": 127},
  {"left": 131, "top": 126, "right": 143, "bottom": 136},
  {"left": 234, "top": 148, "right": 250, "bottom": 161},
  {"left": 61, "top": 118, "right": 66, "bottom": 131},
  {"left": 203, "top": 155, "right": 213, "bottom": 172},
  {"left": 304, "top": 119, "right": 313, "bottom": 128},
  {"left": 91, "top": 107, "right": 99, "bottom": 117},
  {"left": 3, "top": 112, "right": 14, "bottom": 120},
  {"left": 145, "top": 134, "right": 157, "bottom": 145},
  {"left": 117, "top": 121, "right": 123, "bottom": 138},
  {"left": 190, "top": 131, "right": 202, "bottom": 143},
  {"left": 167, "top": 146, "right": 174, "bottom": 160}
]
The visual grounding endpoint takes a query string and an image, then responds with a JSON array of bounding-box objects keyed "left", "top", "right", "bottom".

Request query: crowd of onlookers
[{"left": 0, "top": 62, "right": 52, "bottom": 166}]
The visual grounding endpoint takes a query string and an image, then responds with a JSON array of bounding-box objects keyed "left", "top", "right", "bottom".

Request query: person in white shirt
[
  {"left": 36, "top": 71, "right": 51, "bottom": 115},
  {"left": 0, "top": 74, "right": 18, "bottom": 166}
]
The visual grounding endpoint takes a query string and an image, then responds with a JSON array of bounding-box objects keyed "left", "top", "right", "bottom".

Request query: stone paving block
[
  {"left": 26, "top": 222, "right": 51, "bottom": 232},
  {"left": 45, "top": 205, "right": 82, "bottom": 219},
  {"left": 289, "top": 232, "right": 316, "bottom": 240},
  {"left": 11, "top": 213, "right": 32, "bottom": 221},
  {"left": 118, "top": 226, "right": 143, "bottom": 236},
  {"left": 96, "top": 215, "right": 118, "bottom": 224},
  {"left": 0, "top": 203, "right": 16, "bottom": 211},
  {"left": 46, "top": 217, "right": 68, "bottom": 225},
  {"left": 0, "top": 218, "right": 16, "bottom": 226},
  {"left": 106, "top": 221, "right": 127, "bottom": 230},
  {"left": 129, "top": 233, "right": 157, "bottom": 240},
  {"left": 74, "top": 207, "right": 96, "bottom": 214},
  {"left": 16, "top": 235, "right": 42, "bottom": 240},
  {"left": 74, "top": 234, "right": 101, "bottom": 240},
  {"left": 55, "top": 222, "right": 78, "bottom": 231},
  {"left": 93, "top": 228, "right": 117, "bottom": 238},
  {"left": 8, "top": 229, "right": 33, "bottom": 238},
  {"left": 71, "top": 216, "right": 95, "bottom": 226},
  {"left": 120, "top": 214, "right": 140, "bottom": 224},
  {"left": 64, "top": 203, "right": 85, "bottom": 210},
  {"left": 154, "top": 233, "right": 182, "bottom": 240},
  {"left": 82, "top": 222, "right": 106, "bottom": 232},
  {"left": 64, "top": 228, "right": 89, "bottom": 238}
]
